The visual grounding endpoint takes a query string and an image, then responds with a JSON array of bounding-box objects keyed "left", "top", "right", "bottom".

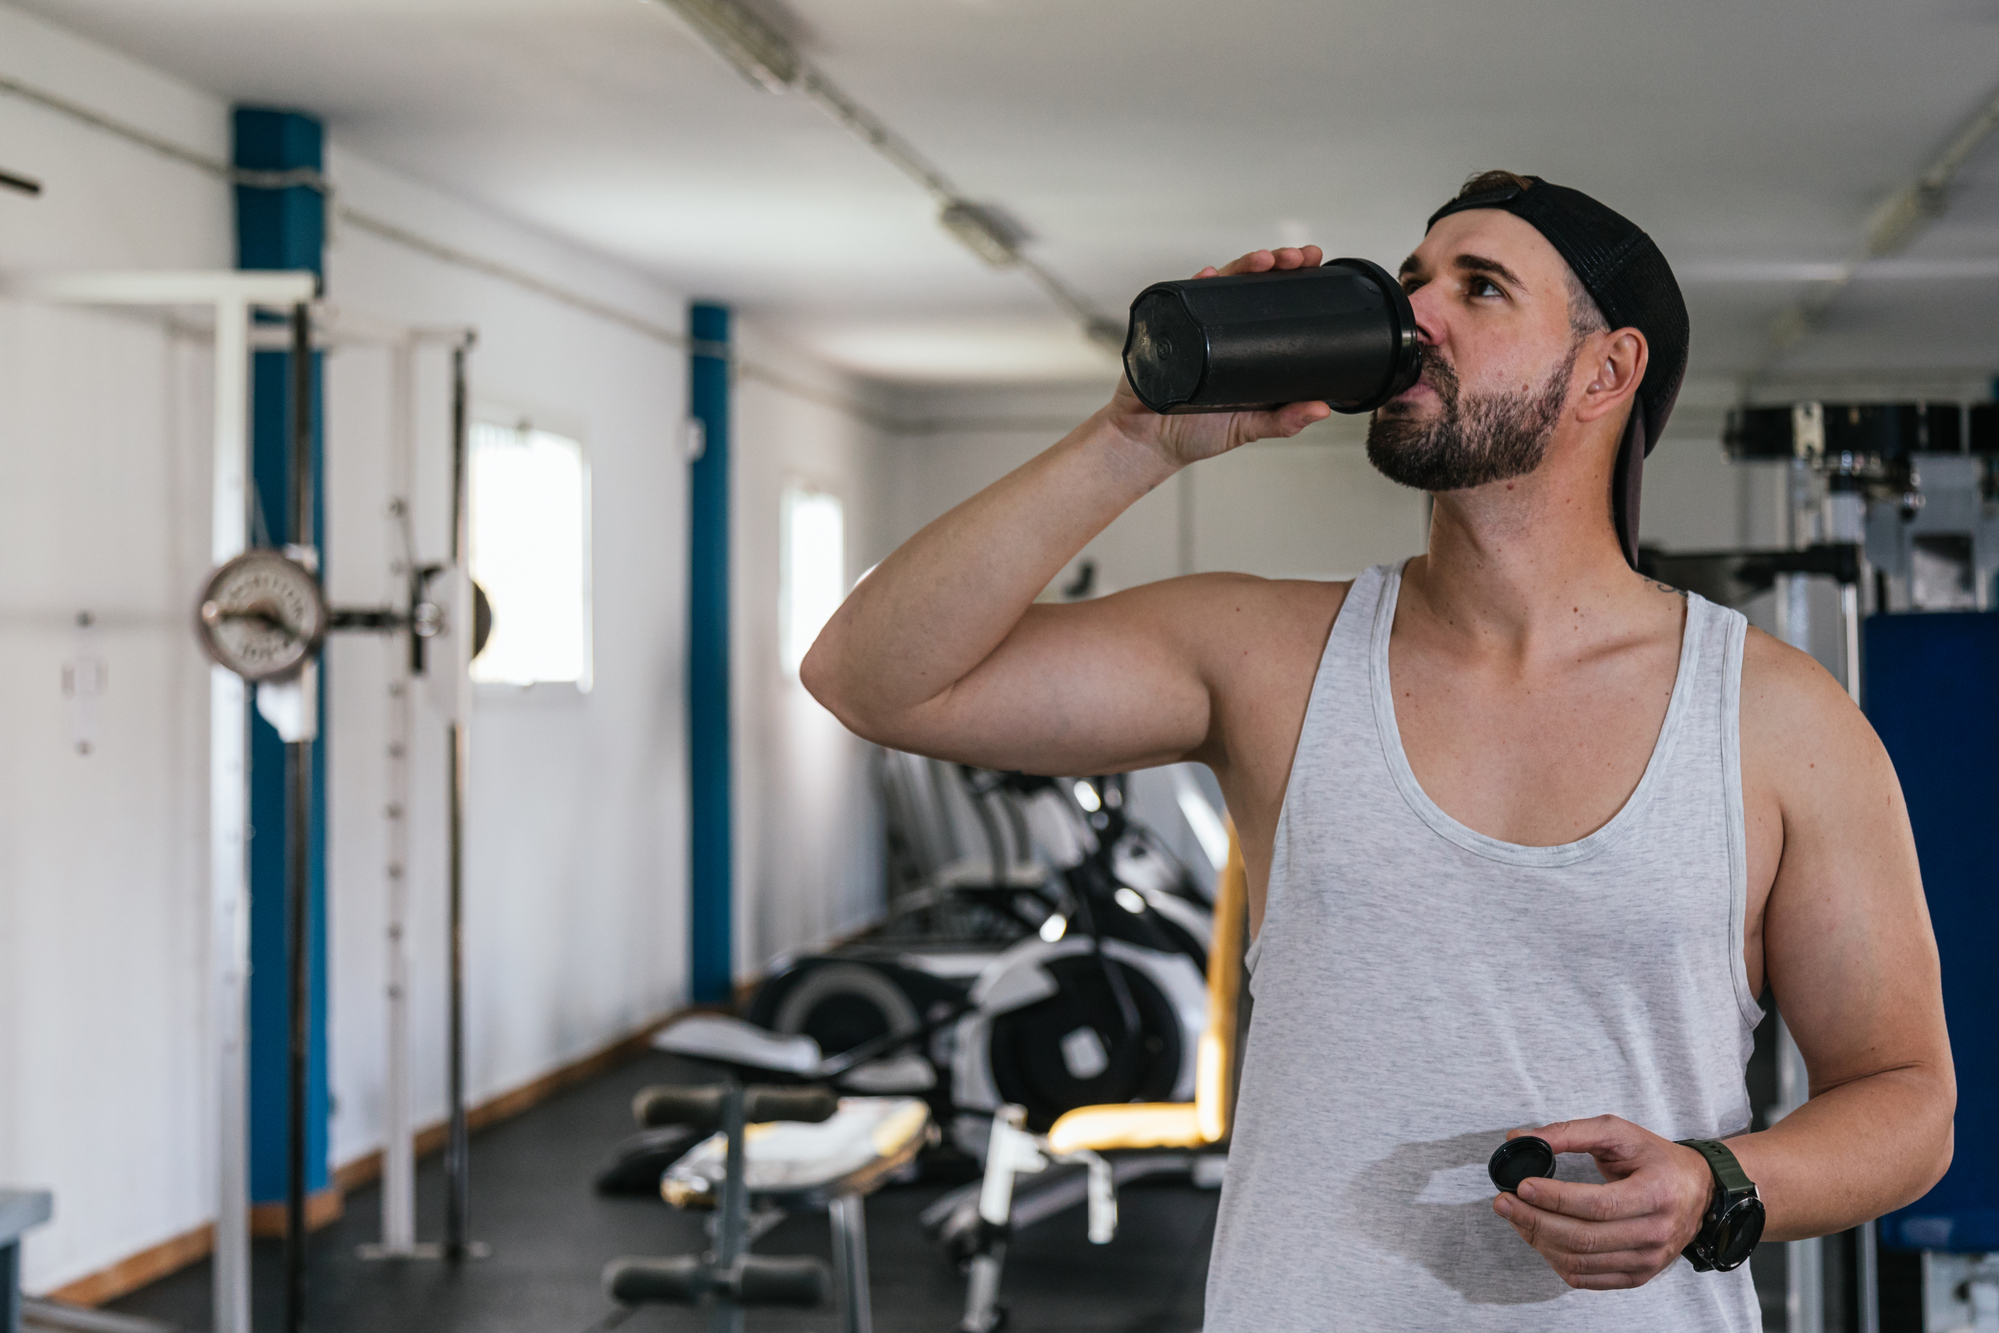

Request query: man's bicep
[
  {"left": 869, "top": 578, "right": 1225, "bottom": 775},
  {"left": 1758, "top": 670, "right": 1949, "bottom": 1091}
]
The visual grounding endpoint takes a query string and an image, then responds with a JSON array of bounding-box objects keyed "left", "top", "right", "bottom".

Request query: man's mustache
[{"left": 1419, "top": 352, "right": 1459, "bottom": 399}]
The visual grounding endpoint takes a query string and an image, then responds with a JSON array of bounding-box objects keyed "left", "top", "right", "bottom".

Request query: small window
[
  {"left": 781, "top": 486, "right": 845, "bottom": 676},
  {"left": 469, "top": 420, "right": 591, "bottom": 688}
]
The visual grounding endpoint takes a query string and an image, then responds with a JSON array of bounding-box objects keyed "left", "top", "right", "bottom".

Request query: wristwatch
[{"left": 1675, "top": 1139, "right": 1765, "bottom": 1272}]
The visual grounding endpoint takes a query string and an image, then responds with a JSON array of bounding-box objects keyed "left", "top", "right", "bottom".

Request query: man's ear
[{"left": 1575, "top": 329, "right": 1648, "bottom": 425}]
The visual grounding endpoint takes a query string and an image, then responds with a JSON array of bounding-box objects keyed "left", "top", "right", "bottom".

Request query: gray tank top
[{"left": 1205, "top": 562, "right": 1764, "bottom": 1331}]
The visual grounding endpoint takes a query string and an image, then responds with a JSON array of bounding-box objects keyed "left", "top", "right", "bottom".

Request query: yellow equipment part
[{"left": 1045, "top": 817, "right": 1247, "bottom": 1156}]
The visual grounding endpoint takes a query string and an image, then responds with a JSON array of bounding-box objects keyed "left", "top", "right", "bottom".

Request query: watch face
[
  {"left": 1712, "top": 1196, "right": 1766, "bottom": 1271},
  {"left": 195, "top": 550, "right": 327, "bottom": 682}
]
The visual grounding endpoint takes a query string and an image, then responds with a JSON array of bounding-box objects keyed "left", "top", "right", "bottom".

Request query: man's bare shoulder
[
  {"left": 1739, "top": 625, "right": 1889, "bottom": 795},
  {"left": 1116, "top": 571, "right": 1350, "bottom": 662},
  {"left": 1122, "top": 569, "right": 1350, "bottom": 615}
]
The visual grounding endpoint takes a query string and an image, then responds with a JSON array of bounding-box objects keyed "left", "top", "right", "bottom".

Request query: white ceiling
[{"left": 15, "top": 0, "right": 1999, "bottom": 389}]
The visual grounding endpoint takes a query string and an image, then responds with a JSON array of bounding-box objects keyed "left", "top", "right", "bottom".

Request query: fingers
[
  {"left": 1494, "top": 1117, "right": 1704, "bottom": 1291},
  {"left": 1548, "top": 1258, "right": 1655, "bottom": 1290},
  {"left": 1514, "top": 1174, "right": 1640, "bottom": 1222},
  {"left": 1236, "top": 400, "right": 1331, "bottom": 444},
  {"left": 1496, "top": 1192, "right": 1659, "bottom": 1252},
  {"left": 1210, "top": 245, "right": 1323, "bottom": 279},
  {"left": 1494, "top": 1192, "right": 1681, "bottom": 1290}
]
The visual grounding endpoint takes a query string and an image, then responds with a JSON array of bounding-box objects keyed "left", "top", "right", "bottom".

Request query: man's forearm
[
  {"left": 803, "top": 409, "right": 1177, "bottom": 727},
  {"left": 1726, "top": 1063, "right": 1954, "bottom": 1242}
]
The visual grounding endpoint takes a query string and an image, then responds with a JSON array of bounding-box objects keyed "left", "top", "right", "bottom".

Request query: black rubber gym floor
[{"left": 105, "top": 1049, "right": 1218, "bottom": 1333}]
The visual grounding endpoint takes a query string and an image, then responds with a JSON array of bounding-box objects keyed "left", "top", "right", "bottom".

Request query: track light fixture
[
  {"left": 652, "top": 0, "right": 798, "bottom": 94},
  {"left": 644, "top": 0, "right": 1117, "bottom": 349},
  {"left": 938, "top": 201, "right": 1021, "bottom": 268}
]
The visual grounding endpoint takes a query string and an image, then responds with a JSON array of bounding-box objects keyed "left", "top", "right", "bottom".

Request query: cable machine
[{"left": 1640, "top": 399, "right": 1999, "bottom": 1333}]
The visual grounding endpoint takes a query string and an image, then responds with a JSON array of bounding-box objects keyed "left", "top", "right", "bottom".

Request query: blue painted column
[
  {"left": 688, "top": 304, "right": 733, "bottom": 1003},
  {"left": 234, "top": 107, "right": 331, "bottom": 1217}
]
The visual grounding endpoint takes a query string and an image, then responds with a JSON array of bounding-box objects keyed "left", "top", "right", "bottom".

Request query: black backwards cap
[{"left": 1427, "top": 176, "right": 1689, "bottom": 567}]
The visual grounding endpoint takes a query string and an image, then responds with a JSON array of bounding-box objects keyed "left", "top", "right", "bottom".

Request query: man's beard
[{"left": 1365, "top": 348, "right": 1574, "bottom": 493}]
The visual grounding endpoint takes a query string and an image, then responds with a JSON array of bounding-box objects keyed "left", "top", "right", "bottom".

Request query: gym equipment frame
[
  {"left": 0, "top": 269, "right": 314, "bottom": 1333},
  {"left": 0, "top": 272, "right": 482, "bottom": 1333}
]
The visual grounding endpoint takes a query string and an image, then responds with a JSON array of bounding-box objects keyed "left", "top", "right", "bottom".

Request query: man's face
[{"left": 1367, "top": 209, "right": 1590, "bottom": 493}]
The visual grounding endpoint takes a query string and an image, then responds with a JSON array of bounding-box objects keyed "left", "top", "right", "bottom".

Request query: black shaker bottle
[{"left": 1121, "top": 257, "right": 1422, "bottom": 415}]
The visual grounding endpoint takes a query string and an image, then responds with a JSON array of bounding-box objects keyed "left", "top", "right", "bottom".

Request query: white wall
[
  {"left": 0, "top": 4, "right": 237, "bottom": 1293},
  {"left": 0, "top": 4, "right": 889, "bottom": 1293},
  {"left": 317, "top": 146, "right": 695, "bottom": 1175},
  {"left": 730, "top": 329, "right": 893, "bottom": 977}
]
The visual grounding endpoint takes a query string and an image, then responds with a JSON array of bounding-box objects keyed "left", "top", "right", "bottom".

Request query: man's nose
[{"left": 1406, "top": 283, "right": 1446, "bottom": 349}]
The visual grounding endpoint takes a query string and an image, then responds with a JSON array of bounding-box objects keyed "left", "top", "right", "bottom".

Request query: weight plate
[{"left": 195, "top": 549, "right": 328, "bottom": 682}]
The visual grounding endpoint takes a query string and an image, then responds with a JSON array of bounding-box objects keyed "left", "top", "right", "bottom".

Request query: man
[{"left": 803, "top": 172, "right": 1954, "bottom": 1328}]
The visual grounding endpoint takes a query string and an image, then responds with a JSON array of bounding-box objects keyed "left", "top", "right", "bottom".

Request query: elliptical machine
[
  {"left": 750, "top": 771, "right": 1211, "bottom": 1141},
  {"left": 940, "top": 773, "right": 1209, "bottom": 1138},
  {"left": 603, "top": 769, "right": 1216, "bottom": 1196}
]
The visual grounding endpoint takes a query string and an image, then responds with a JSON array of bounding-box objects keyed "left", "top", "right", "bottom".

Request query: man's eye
[{"left": 1469, "top": 276, "right": 1503, "bottom": 298}]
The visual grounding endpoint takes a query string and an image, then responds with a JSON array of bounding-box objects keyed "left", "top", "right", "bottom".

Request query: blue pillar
[
  {"left": 688, "top": 304, "right": 733, "bottom": 1003},
  {"left": 234, "top": 107, "right": 331, "bottom": 1213}
]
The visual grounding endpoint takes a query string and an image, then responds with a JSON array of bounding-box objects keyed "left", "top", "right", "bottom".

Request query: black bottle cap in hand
[{"left": 1489, "top": 1136, "right": 1557, "bottom": 1193}]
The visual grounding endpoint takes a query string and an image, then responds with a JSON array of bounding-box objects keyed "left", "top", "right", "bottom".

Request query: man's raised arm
[{"left": 802, "top": 247, "right": 1333, "bottom": 776}]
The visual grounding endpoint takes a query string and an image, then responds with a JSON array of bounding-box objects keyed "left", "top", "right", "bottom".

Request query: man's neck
[{"left": 1400, "top": 447, "right": 1646, "bottom": 655}]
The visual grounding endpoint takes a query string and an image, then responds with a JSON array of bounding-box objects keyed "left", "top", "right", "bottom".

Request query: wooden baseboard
[
  {"left": 38, "top": 1006, "right": 687, "bottom": 1307},
  {"left": 43, "top": 1222, "right": 214, "bottom": 1309},
  {"left": 248, "top": 1186, "right": 344, "bottom": 1238}
]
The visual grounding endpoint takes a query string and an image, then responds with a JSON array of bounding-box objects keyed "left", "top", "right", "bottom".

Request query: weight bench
[
  {"left": 593, "top": 1014, "right": 939, "bottom": 1197},
  {"left": 602, "top": 1078, "right": 930, "bottom": 1333}
]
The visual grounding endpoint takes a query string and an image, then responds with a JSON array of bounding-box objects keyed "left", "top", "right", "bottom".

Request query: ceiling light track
[
  {"left": 646, "top": 0, "right": 1119, "bottom": 347},
  {"left": 1745, "top": 75, "right": 1999, "bottom": 391}
]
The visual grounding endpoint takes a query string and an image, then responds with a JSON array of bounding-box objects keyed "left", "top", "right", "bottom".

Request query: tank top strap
[
  {"left": 1247, "top": 564, "right": 1393, "bottom": 975},
  {"left": 1289, "top": 564, "right": 1392, "bottom": 741},
  {"left": 1332, "top": 565, "right": 1390, "bottom": 657},
  {"left": 1682, "top": 590, "right": 1758, "bottom": 1026}
]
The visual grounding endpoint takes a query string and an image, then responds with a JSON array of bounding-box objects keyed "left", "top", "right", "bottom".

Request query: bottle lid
[{"left": 1488, "top": 1135, "right": 1556, "bottom": 1193}]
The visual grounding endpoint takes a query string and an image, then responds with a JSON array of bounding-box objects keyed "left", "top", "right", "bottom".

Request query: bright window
[
  {"left": 781, "top": 486, "right": 845, "bottom": 676},
  {"left": 469, "top": 421, "right": 591, "bottom": 688}
]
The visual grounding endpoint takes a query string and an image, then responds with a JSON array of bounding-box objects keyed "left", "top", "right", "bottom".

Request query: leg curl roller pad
[
  {"left": 604, "top": 1255, "right": 706, "bottom": 1304},
  {"left": 633, "top": 1085, "right": 725, "bottom": 1130},
  {"left": 732, "top": 1255, "right": 830, "bottom": 1307}
]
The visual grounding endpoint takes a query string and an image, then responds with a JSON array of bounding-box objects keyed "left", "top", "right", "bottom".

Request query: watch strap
[{"left": 1675, "top": 1138, "right": 1755, "bottom": 1196}]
